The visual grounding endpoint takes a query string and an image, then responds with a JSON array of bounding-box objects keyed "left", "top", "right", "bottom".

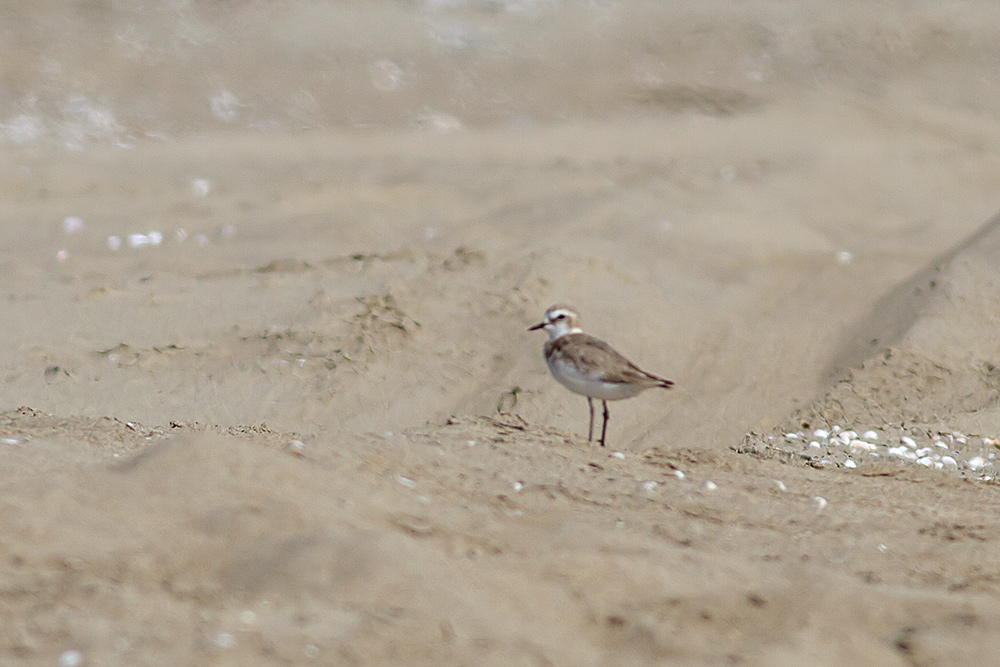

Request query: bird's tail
[{"left": 642, "top": 371, "right": 674, "bottom": 390}]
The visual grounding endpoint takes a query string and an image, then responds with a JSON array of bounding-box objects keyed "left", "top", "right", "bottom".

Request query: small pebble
[
  {"left": 843, "top": 460, "right": 857, "bottom": 469},
  {"left": 785, "top": 433, "right": 799, "bottom": 440},
  {"left": 610, "top": 452, "right": 625, "bottom": 460},
  {"left": 941, "top": 456, "right": 958, "bottom": 468},
  {"left": 900, "top": 436, "right": 917, "bottom": 448},
  {"left": 915, "top": 456, "right": 934, "bottom": 467},
  {"left": 914, "top": 447, "right": 933, "bottom": 457},
  {"left": 808, "top": 441, "right": 820, "bottom": 449},
  {"left": 703, "top": 480, "right": 717, "bottom": 491},
  {"left": 968, "top": 457, "right": 986, "bottom": 471},
  {"left": 850, "top": 440, "right": 876, "bottom": 452},
  {"left": 862, "top": 430, "right": 878, "bottom": 441},
  {"left": 934, "top": 440, "right": 949, "bottom": 449},
  {"left": 673, "top": 470, "right": 685, "bottom": 480},
  {"left": 813, "top": 429, "right": 829, "bottom": 439}
]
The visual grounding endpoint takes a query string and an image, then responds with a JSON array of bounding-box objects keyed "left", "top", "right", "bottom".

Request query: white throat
[{"left": 544, "top": 320, "right": 583, "bottom": 341}]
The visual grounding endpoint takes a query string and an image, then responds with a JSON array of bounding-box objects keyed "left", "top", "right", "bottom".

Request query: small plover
[{"left": 529, "top": 304, "right": 673, "bottom": 447}]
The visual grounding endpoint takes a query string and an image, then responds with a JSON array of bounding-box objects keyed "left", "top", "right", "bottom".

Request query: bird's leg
[
  {"left": 599, "top": 400, "right": 609, "bottom": 447},
  {"left": 587, "top": 397, "right": 595, "bottom": 441}
]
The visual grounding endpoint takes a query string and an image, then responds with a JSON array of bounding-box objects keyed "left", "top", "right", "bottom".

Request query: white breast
[{"left": 546, "top": 355, "right": 645, "bottom": 401}]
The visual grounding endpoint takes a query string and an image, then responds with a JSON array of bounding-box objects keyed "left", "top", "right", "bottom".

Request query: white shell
[
  {"left": 850, "top": 440, "right": 876, "bottom": 452},
  {"left": 63, "top": 216, "right": 84, "bottom": 233},
  {"left": 941, "top": 456, "right": 958, "bottom": 468},
  {"left": 813, "top": 429, "right": 829, "bottom": 439},
  {"left": 888, "top": 446, "right": 917, "bottom": 460},
  {"left": 843, "top": 460, "right": 857, "bottom": 469},
  {"left": 968, "top": 457, "right": 986, "bottom": 471},
  {"left": 703, "top": 481, "right": 718, "bottom": 491},
  {"left": 128, "top": 233, "right": 150, "bottom": 248},
  {"left": 813, "top": 496, "right": 828, "bottom": 511},
  {"left": 58, "top": 651, "right": 84, "bottom": 667},
  {"left": 862, "top": 430, "right": 878, "bottom": 441},
  {"left": 900, "top": 436, "right": 917, "bottom": 448}
]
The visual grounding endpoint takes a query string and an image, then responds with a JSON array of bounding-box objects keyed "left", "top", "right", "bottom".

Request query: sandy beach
[{"left": 3, "top": 1, "right": 1000, "bottom": 664}]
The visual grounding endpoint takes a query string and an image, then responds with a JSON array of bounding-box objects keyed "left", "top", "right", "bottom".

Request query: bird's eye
[{"left": 554, "top": 314, "right": 565, "bottom": 320}]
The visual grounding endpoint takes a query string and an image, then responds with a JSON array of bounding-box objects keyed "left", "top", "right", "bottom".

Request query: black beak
[{"left": 528, "top": 322, "right": 545, "bottom": 331}]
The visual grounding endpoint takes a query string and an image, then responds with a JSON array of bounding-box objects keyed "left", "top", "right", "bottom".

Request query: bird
[{"left": 528, "top": 304, "right": 673, "bottom": 447}]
